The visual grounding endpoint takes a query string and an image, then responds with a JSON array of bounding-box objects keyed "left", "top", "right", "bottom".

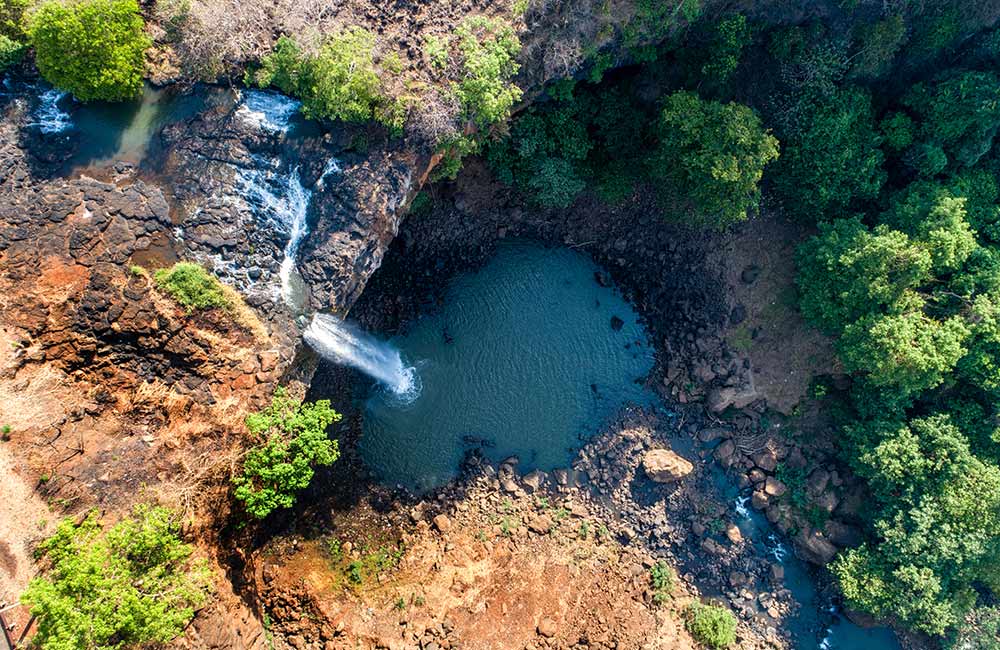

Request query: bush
[
  {"left": 849, "top": 15, "right": 907, "bottom": 80},
  {"left": 255, "top": 30, "right": 389, "bottom": 126},
  {"left": 29, "top": 0, "right": 150, "bottom": 102},
  {"left": 233, "top": 387, "right": 341, "bottom": 519},
  {"left": 0, "top": 33, "right": 24, "bottom": 71},
  {"left": 154, "top": 262, "right": 230, "bottom": 312},
  {"left": 685, "top": 602, "right": 737, "bottom": 648},
  {"left": 0, "top": 0, "right": 30, "bottom": 40},
  {"left": 648, "top": 91, "right": 779, "bottom": 229},
  {"left": 453, "top": 16, "right": 522, "bottom": 128},
  {"left": 21, "top": 506, "right": 212, "bottom": 650},
  {"left": 696, "top": 14, "right": 751, "bottom": 88}
]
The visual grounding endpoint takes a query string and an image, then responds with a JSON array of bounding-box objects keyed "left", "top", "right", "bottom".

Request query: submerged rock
[{"left": 641, "top": 448, "right": 694, "bottom": 483}]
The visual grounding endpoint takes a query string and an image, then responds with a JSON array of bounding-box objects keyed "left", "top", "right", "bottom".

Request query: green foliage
[
  {"left": 0, "top": 32, "right": 24, "bottom": 71},
  {"left": 946, "top": 606, "right": 1000, "bottom": 650},
  {"left": 697, "top": 14, "right": 750, "bottom": 88},
  {"left": 21, "top": 506, "right": 212, "bottom": 650},
  {"left": 649, "top": 560, "right": 675, "bottom": 605},
  {"left": 233, "top": 387, "right": 342, "bottom": 519},
  {"left": 424, "top": 34, "right": 449, "bottom": 71},
  {"left": 685, "top": 602, "right": 737, "bottom": 648},
  {"left": 648, "top": 91, "right": 778, "bottom": 229},
  {"left": 903, "top": 71, "right": 1000, "bottom": 170},
  {"left": 525, "top": 157, "right": 586, "bottom": 209},
  {"left": 255, "top": 30, "right": 396, "bottom": 127},
  {"left": 29, "top": 0, "right": 150, "bottom": 102},
  {"left": 835, "top": 415, "right": 1000, "bottom": 635},
  {"left": 0, "top": 0, "right": 29, "bottom": 40},
  {"left": 849, "top": 15, "right": 907, "bottom": 80},
  {"left": 453, "top": 16, "right": 522, "bottom": 128},
  {"left": 880, "top": 112, "right": 915, "bottom": 151},
  {"left": 154, "top": 262, "right": 229, "bottom": 312},
  {"left": 432, "top": 134, "right": 479, "bottom": 182},
  {"left": 625, "top": 0, "right": 702, "bottom": 46},
  {"left": 771, "top": 85, "right": 885, "bottom": 220}
]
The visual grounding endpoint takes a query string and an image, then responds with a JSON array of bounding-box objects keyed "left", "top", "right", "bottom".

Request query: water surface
[{"left": 359, "top": 240, "right": 657, "bottom": 491}]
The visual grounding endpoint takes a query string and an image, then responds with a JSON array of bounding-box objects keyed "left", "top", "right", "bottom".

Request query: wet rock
[
  {"left": 642, "top": 448, "right": 694, "bottom": 483},
  {"left": 769, "top": 563, "right": 784, "bottom": 583},
  {"left": 724, "top": 523, "right": 743, "bottom": 544},
  {"left": 764, "top": 477, "right": 787, "bottom": 497},
  {"left": 806, "top": 468, "right": 831, "bottom": 496},
  {"left": 610, "top": 315, "right": 624, "bottom": 331},
  {"left": 824, "top": 519, "right": 863, "bottom": 548},
  {"left": 729, "top": 303, "right": 747, "bottom": 325},
  {"left": 522, "top": 470, "right": 546, "bottom": 493},
  {"left": 795, "top": 528, "right": 838, "bottom": 565},
  {"left": 751, "top": 448, "right": 778, "bottom": 472},
  {"left": 729, "top": 571, "right": 748, "bottom": 587},
  {"left": 714, "top": 439, "right": 737, "bottom": 468}
]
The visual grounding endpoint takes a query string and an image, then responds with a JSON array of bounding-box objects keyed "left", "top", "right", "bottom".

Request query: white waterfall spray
[
  {"left": 236, "top": 89, "right": 301, "bottom": 133},
  {"left": 304, "top": 314, "right": 419, "bottom": 399},
  {"left": 28, "top": 88, "right": 72, "bottom": 133}
]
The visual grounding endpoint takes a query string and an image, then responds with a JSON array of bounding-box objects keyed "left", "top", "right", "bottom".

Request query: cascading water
[
  {"left": 304, "top": 313, "right": 419, "bottom": 399},
  {"left": 236, "top": 89, "right": 301, "bottom": 133},
  {"left": 28, "top": 88, "right": 72, "bottom": 133}
]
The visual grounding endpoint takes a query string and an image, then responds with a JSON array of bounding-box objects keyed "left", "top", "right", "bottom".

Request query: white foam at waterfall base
[
  {"left": 317, "top": 157, "right": 342, "bottom": 188},
  {"left": 235, "top": 158, "right": 311, "bottom": 304},
  {"left": 304, "top": 314, "right": 419, "bottom": 399},
  {"left": 28, "top": 88, "right": 72, "bottom": 134},
  {"left": 236, "top": 89, "right": 301, "bottom": 133}
]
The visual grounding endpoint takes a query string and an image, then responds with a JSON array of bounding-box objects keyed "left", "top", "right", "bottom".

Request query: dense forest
[{"left": 2, "top": 0, "right": 1000, "bottom": 647}]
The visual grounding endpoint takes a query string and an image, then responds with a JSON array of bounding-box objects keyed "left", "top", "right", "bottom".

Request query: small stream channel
[{"left": 11, "top": 78, "right": 899, "bottom": 650}]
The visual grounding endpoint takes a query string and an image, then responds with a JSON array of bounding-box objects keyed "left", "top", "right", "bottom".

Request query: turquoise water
[{"left": 359, "top": 240, "right": 657, "bottom": 491}]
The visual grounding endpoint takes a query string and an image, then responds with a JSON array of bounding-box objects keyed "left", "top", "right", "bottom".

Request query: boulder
[
  {"left": 795, "top": 528, "right": 838, "bottom": 565},
  {"left": 752, "top": 448, "right": 778, "bottom": 472},
  {"left": 432, "top": 514, "right": 451, "bottom": 533},
  {"left": 527, "top": 515, "right": 553, "bottom": 535},
  {"left": 642, "top": 448, "right": 694, "bottom": 483},
  {"left": 764, "top": 477, "right": 787, "bottom": 497},
  {"left": 707, "top": 384, "right": 758, "bottom": 413},
  {"left": 522, "top": 470, "right": 546, "bottom": 493},
  {"left": 537, "top": 618, "right": 558, "bottom": 638},
  {"left": 715, "top": 439, "right": 737, "bottom": 468}
]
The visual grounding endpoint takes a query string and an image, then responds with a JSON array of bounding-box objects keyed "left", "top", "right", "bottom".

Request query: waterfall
[
  {"left": 236, "top": 89, "right": 301, "bottom": 133},
  {"left": 28, "top": 88, "right": 72, "bottom": 133},
  {"left": 304, "top": 314, "right": 419, "bottom": 398}
]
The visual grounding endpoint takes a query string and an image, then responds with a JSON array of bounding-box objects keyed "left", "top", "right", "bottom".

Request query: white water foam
[
  {"left": 734, "top": 495, "right": 750, "bottom": 519},
  {"left": 304, "top": 313, "right": 419, "bottom": 399},
  {"left": 236, "top": 89, "right": 301, "bottom": 133},
  {"left": 235, "top": 157, "right": 310, "bottom": 304},
  {"left": 28, "top": 88, "right": 72, "bottom": 133},
  {"left": 317, "top": 157, "right": 342, "bottom": 188},
  {"left": 766, "top": 533, "right": 789, "bottom": 561}
]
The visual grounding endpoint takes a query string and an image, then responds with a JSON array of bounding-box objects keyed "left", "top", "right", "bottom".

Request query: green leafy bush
[
  {"left": 154, "top": 262, "right": 230, "bottom": 312},
  {"left": 849, "top": 15, "right": 907, "bottom": 80},
  {"left": 0, "top": 33, "right": 24, "bottom": 71},
  {"left": 29, "top": 0, "right": 150, "bottom": 101},
  {"left": 233, "top": 387, "right": 341, "bottom": 519},
  {"left": 648, "top": 90, "right": 779, "bottom": 229},
  {"left": 0, "top": 0, "right": 30, "bottom": 40},
  {"left": 649, "top": 560, "right": 675, "bottom": 605},
  {"left": 255, "top": 30, "right": 391, "bottom": 126},
  {"left": 685, "top": 602, "right": 737, "bottom": 648},
  {"left": 21, "top": 506, "right": 212, "bottom": 650},
  {"left": 695, "top": 14, "right": 750, "bottom": 88},
  {"left": 453, "top": 16, "right": 522, "bottom": 128}
]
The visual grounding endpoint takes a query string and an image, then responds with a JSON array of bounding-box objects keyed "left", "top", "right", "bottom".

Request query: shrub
[
  {"left": 0, "top": 33, "right": 24, "bottom": 71},
  {"left": 21, "top": 506, "right": 212, "bottom": 650},
  {"left": 648, "top": 90, "right": 779, "bottom": 229},
  {"left": 424, "top": 34, "right": 448, "bottom": 71},
  {"left": 697, "top": 14, "right": 750, "bottom": 88},
  {"left": 849, "top": 15, "right": 907, "bottom": 80},
  {"left": 233, "top": 387, "right": 341, "bottom": 519},
  {"left": 154, "top": 262, "right": 229, "bottom": 312},
  {"left": 453, "top": 16, "right": 522, "bottom": 128},
  {"left": 685, "top": 602, "right": 737, "bottom": 648},
  {"left": 255, "top": 30, "right": 388, "bottom": 125},
  {"left": 649, "top": 560, "right": 675, "bottom": 605},
  {"left": 29, "top": 0, "right": 150, "bottom": 102},
  {"left": 0, "top": 0, "right": 30, "bottom": 40}
]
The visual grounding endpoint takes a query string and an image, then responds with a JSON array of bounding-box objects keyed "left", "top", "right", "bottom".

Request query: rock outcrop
[{"left": 642, "top": 448, "right": 694, "bottom": 482}]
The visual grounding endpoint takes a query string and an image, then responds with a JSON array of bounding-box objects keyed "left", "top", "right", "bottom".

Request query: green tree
[
  {"left": 648, "top": 90, "right": 779, "bottom": 229},
  {"left": 0, "top": 0, "right": 29, "bottom": 40},
  {"left": 453, "top": 16, "right": 522, "bottom": 128},
  {"left": 839, "top": 310, "right": 969, "bottom": 395},
  {"left": 903, "top": 71, "right": 1000, "bottom": 170},
  {"left": 255, "top": 30, "right": 387, "bottom": 125},
  {"left": 771, "top": 86, "right": 885, "bottom": 220},
  {"left": 881, "top": 194, "right": 977, "bottom": 274},
  {"left": 233, "top": 387, "right": 341, "bottom": 519},
  {"left": 796, "top": 218, "right": 932, "bottom": 334},
  {"left": 849, "top": 15, "right": 907, "bottom": 80},
  {"left": 835, "top": 415, "right": 1000, "bottom": 635},
  {"left": 0, "top": 32, "right": 24, "bottom": 71},
  {"left": 29, "top": 0, "right": 151, "bottom": 102},
  {"left": 21, "top": 506, "right": 212, "bottom": 650}
]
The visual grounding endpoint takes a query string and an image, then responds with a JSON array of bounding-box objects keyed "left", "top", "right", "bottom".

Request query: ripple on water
[{"left": 357, "top": 240, "right": 658, "bottom": 492}]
